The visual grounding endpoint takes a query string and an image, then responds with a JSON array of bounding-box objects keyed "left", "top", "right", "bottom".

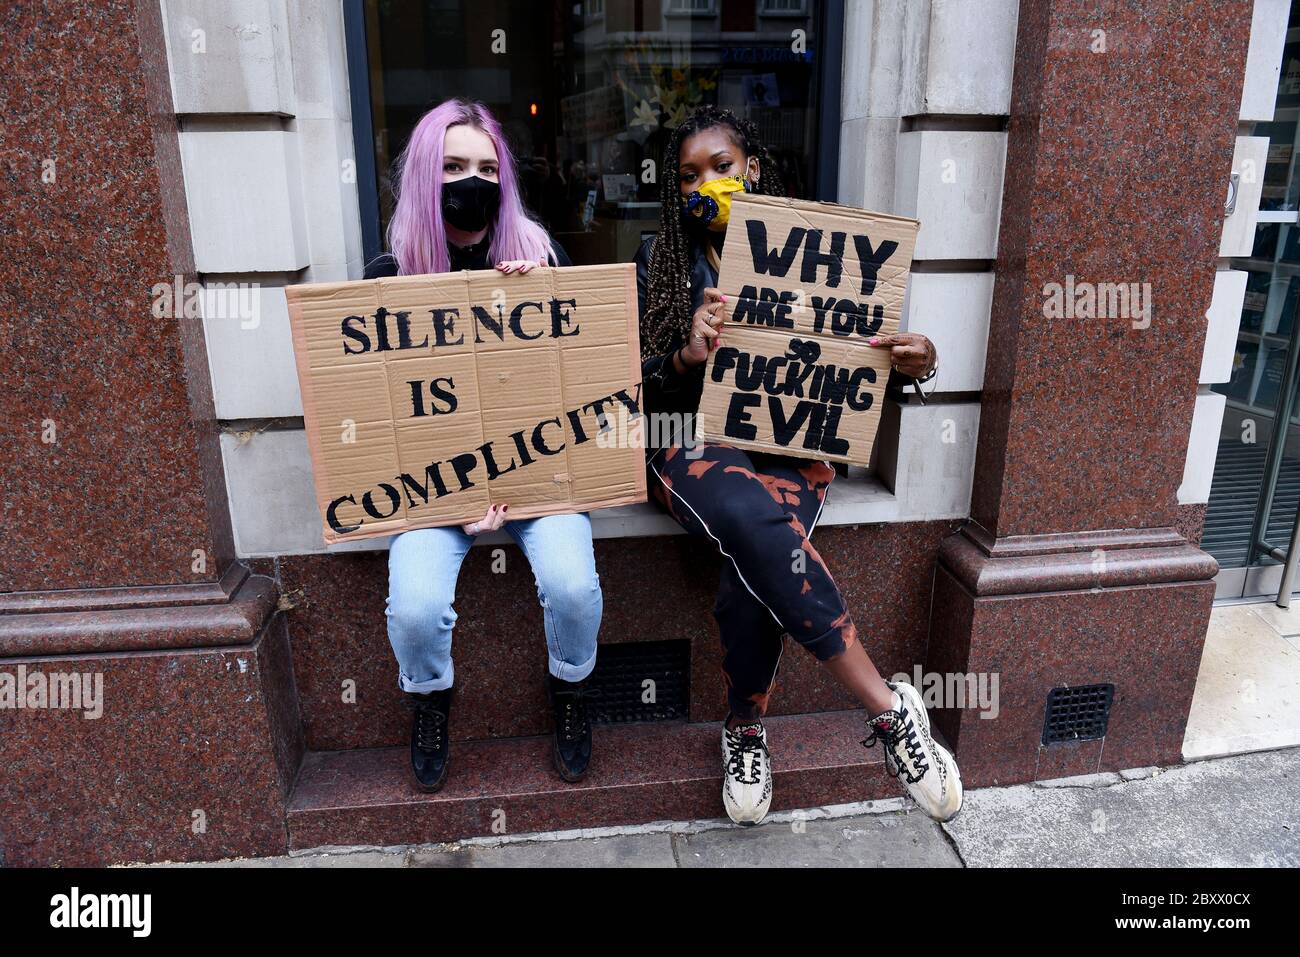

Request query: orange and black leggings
[{"left": 647, "top": 442, "right": 860, "bottom": 721}]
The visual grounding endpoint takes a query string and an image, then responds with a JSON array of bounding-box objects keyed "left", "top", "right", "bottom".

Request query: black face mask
[{"left": 441, "top": 175, "right": 501, "bottom": 233}]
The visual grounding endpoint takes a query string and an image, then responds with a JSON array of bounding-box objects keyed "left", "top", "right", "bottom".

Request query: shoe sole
[{"left": 893, "top": 682, "right": 964, "bottom": 821}]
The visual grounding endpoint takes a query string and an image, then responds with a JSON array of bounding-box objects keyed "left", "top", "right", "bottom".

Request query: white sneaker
[
  {"left": 863, "top": 680, "right": 963, "bottom": 822},
  {"left": 722, "top": 719, "right": 773, "bottom": 826}
]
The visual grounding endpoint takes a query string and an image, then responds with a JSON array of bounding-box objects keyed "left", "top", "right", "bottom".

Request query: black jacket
[
  {"left": 634, "top": 234, "right": 714, "bottom": 428},
  {"left": 364, "top": 236, "right": 571, "bottom": 279}
]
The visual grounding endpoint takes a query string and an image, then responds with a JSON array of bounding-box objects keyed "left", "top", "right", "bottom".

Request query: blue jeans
[{"left": 385, "top": 513, "right": 602, "bottom": 693}]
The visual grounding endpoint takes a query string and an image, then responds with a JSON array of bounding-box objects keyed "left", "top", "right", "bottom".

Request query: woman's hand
[
  {"left": 495, "top": 259, "right": 545, "bottom": 275},
  {"left": 869, "top": 332, "right": 936, "bottom": 378},
  {"left": 679, "top": 288, "right": 727, "bottom": 366},
  {"left": 462, "top": 503, "right": 508, "bottom": 536}
]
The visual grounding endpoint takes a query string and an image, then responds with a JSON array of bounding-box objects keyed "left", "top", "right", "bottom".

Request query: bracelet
[{"left": 911, "top": 365, "right": 939, "bottom": 405}]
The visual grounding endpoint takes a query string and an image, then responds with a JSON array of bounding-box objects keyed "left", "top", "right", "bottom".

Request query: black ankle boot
[
  {"left": 405, "top": 688, "right": 451, "bottom": 792},
  {"left": 546, "top": 674, "right": 599, "bottom": 782}
]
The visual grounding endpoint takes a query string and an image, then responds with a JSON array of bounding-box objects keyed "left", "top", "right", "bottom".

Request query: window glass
[{"left": 362, "top": 0, "right": 828, "bottom": 266}]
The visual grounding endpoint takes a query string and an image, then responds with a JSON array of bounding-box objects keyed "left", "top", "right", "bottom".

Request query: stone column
[
  {"left": 926, "top": 0, "right": 1248, "bottom": 785},
  {"left": 0, "top": 0, "right": 298, "bottom": 865}
]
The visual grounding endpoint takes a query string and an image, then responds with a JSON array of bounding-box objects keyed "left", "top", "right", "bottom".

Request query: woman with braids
[{"left": 633, "top": 106, "right": 961, "bottom": 826}]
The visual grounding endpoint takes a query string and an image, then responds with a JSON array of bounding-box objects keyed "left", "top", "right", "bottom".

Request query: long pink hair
[{"left": 386, "top": 99, "right": 554, "bottom": 275}]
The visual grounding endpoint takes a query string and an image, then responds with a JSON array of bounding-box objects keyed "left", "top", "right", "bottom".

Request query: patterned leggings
[{"left": 648, "top": 443, "right": 859, "bottom": 720}]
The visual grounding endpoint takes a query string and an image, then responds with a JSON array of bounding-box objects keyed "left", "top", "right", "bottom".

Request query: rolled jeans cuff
[
  {"left": 398, "top": 661, "right": 454, "bottom": 694},
  {"left": 548, "top": 647, "right": 597, "bottom": 683}
]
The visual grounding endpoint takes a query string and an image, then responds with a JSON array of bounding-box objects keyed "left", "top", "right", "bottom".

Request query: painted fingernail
[
  {"left": 869, "top": 338, "right": 879, "bottom": 345},
  {"left": 721, "top": 294, "right": 728, "bottom": 302}
]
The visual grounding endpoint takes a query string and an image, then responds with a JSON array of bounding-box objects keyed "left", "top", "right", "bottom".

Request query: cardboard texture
[
  {"left": 284, "top": 264, "right": 647, "bottom": 544},
  {"left": 699, "top": 193, "right": 920, "bottom": 466}
]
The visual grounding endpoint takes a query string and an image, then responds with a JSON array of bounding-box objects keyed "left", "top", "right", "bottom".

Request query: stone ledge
[
  {"left": 0, "top": 569, "right": 279, "bottom": 658},
  {"left": 285, "top": 709, "right": 892, "bottom": 851},
  {"left": 938, "top": 522, "right": 1219, "bottom": 598},
  {"left": 302, "top": 474, "right": 957, "bottom": 556}
]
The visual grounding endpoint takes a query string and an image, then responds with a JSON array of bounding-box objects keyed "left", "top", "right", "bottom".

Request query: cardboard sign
[
  {"left": 284, "top": 264, "right": 647, "bottom": 544},
  {"left": 699, "top": 194, "right": 920, "bottom": 466}
]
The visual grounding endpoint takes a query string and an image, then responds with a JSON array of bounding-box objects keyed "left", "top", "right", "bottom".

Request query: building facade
[{"left": 0, "top": 0, "right": 1287, "bottom": 864}]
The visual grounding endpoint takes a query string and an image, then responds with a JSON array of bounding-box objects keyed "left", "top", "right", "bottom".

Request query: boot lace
[
  {"left": 553, "top": 686, "right": 601, "bottom": 742},
  {"left": 726, "top": 725, "right": 768, "bottom": 785},
  {"left": 406, "top": 698, "right": 447, "bottom": 753},
  {"left": 862, "top": 710, "right": 929, "bottom": 785}
]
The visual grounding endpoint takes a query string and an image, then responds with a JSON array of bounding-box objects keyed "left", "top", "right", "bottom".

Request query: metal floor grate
[
  {"left": 1042, "top": 684, "right": 1114, "bottom": 745},
  {"left": 585, "top": 640, "right": 690, "bottom": 724}
]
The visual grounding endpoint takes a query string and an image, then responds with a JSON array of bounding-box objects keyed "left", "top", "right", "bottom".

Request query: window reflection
[{"left": 363, "top": 0, "right": 826, "bottom": 266}]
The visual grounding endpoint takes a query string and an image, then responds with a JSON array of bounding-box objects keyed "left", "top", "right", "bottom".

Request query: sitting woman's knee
[
  {"left": 386, "top": 588, "right": 457, "bottom": 634},
  {"left": 539, "top": 569, "right": 602, "bottom": 617}
]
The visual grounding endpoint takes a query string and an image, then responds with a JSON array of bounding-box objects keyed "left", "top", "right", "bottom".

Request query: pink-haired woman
[{"left": 366, "top": 99, "right": 601, "bottom": 792}]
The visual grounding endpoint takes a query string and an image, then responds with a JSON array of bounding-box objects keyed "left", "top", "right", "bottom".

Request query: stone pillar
[
  {"left": 926, "top": 1, "right": 1248, "bottom": 785},
  {"left": 0, "top": 0, "right": 298, "bottom": 865}
]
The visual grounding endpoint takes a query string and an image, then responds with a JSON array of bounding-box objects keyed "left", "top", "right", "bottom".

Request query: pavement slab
[
  {"left": 147, "top": 748, "right": 1300, "bottom": 868},
  {"left": 943, "top": 749, "right": 1300, "bottom": 868}
]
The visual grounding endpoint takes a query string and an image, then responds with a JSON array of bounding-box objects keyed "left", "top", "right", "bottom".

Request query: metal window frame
[
  {"left": 342, "top": 0, "right": 383, "bottom": 267},
  {"left": 663, "top": 0, "right": 719, "bottom": 17},
  {"left": 814, "top": 0, "right": 844, "bottom": 202},
  {"left": 760, "top": 0, "right": 810, "bottom": 16}
]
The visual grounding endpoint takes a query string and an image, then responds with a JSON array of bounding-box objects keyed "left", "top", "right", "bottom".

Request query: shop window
[
  {"left": 665, "top": 0, "right": 719, "bottom": 18},
  {"left": 346, "top": 0, "right": 841, "bottom": 269},
  {"left": 760, "top": 0, "right": 808, "bottom": 15}
]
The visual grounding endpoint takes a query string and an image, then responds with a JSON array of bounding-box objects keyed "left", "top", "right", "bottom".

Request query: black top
[
  {"left": 363, "top": 235, "right": 571, "bottom": 279},
  {"left": 634, "top": 234, "right": 713, "bottom": 431}
]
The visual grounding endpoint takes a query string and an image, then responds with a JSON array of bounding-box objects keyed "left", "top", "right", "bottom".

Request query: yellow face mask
[{"left": 681, "top": 175, "right": 749, "bottom": 232}]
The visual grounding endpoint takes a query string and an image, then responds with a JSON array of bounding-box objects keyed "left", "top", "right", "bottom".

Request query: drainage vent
[
  {"left": 586, "top": 640, "right": 690, "bottom": 724},
  {"left": 1042, "top": 684, "right": 1115, "bottom": 745}
]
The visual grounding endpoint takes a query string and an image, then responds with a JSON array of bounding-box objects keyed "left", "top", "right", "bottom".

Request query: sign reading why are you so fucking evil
[
  {"left": 285, "top": 264, "right": 647, "bottom": 544},
  {"left": 700, "top": 194, "right": 920, "bottom": 467}
]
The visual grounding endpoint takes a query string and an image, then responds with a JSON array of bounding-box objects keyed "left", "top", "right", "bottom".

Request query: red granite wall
[
  {"left": 971, "top": 0, "right": 1248, "bottom": 540},
  {"left": 0, "top": 0, "right": 233, "bottom": 592},
  {"left": 0, "top": 1, "right": 295, "bottom": 866},
  {"left": 276, "top": 519, "right": 961, "bottom": 750},
  {"left": 926, "top": 0, "right": 1248, "bottom": 787}
]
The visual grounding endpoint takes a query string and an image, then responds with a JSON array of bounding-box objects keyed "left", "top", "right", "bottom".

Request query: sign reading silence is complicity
[{"left": 285, "top": 264, "right": 646, "bottom": 544}]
